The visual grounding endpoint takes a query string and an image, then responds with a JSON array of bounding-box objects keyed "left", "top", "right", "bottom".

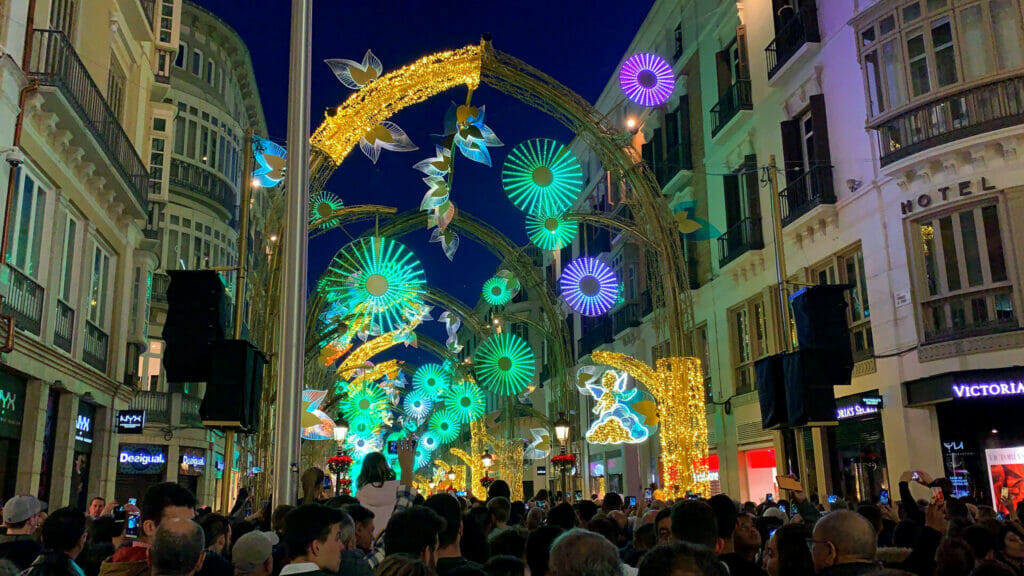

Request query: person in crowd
[
  {"left": 422, "top": 494, "right": 484, "bottom": 576},
  {"left": 576, "top": 501, "right": 599, "bottom": 525},
  {"left": 88, "top": 498, "right": 106, "bottom": 520},
  {"left": 0, "top": 495, "right": 46, "bottom": 570},
  {"left": 655, "top": 507, "right": 674, "bottom": 545},
  {"left": 280, "top": 505, "right": 346, "bottom": 576},
  {"left": 935, "top": 537, "right": 976, "bottom": 576},
  {"left": 525, "top": 527, "right": 562, "bottom": 576},
  {"left": 488, "top": 527, "right": 527, "bottom": 560},
  {"left": 341, "top": 505, "right": 375, "bottom": 556},
  {"left": 382, "top": 507, "right": 445, "bottom": 569},
  {"left": 524, "top": 508, "right": 545, "bottom": 532},
  {"left": 487, "top": 482, "right": 511, "bottom": 504},
  {"left": 357, "top": 441, "right": 417, "bottom": 571},
  {"left": 460, "top": 510, "right": 490, "bottom": 566},
  {"left": 637, "top": 541, "right": 727, "bottom": 576},
  {"left": 626, "top": 523, "right": 657, "bottom": 567},
  {"left": 331, "top": 510, "right": 369, "bottom": 576},
  {"left": 100, "top": 483, "right": 197, "bottom": 576},
  {"left": 721, "top": 511, "right": 764, "bottom": 576},
  {"left": 809, "top": 510, "right": 878, "bottom": 575},
  {"left": 373, "top": 554, "right": 435, "bottom": 576},
  {"left": 21, "top": 507, "right": 88, "bottom": 576},
  {"left": 762, "top": 523, "right": 813, "bottom": 576},
  {"left": 602, "top": 494, "right": 623, "bottom": 515},
  {"left": 151, "top": 518, "right": 206, "bottom": 576},
  {"left": 80, "top": 516, "right": 120, "bottom": 576},
  {"left": 994, "top": 522, "right": 1024, "bottom": 575},
  {"left": 963, "top": 525, "right": 997, "bottom": 563},
  {"left": 671, "top": 501, "right": 722, "bottom": 553},
  {"left": 483, "top": 556, "right": 523, "bottom": 576},
  {"left": 547, "top": 529, "right": 620, "bottom": 576},
  {"left": 197, "top": 515, "right": 233, "bottom": 576},
  {"left": 486, "top": 499, "right": 510, "bottom": 535},
  {"left": 299, "top": 470, "right": 328, "bottom": 507},
  {"left": 231, "top": 531, "right": 278, "bottom": 576},
  {"left": 509, "top": 503, "right": 526, "bottom": 528},
  {"left": 544, "top": 504, "right": 578, "bottom": 532},
  {"left": 268, "top": 506, "right": 293, "bottom": 576}
]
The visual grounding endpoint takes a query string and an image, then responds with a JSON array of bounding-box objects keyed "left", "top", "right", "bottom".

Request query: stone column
[
  {"left": 16, "top": 379, "right": 50, "bottom": 494},
  {"left": 89, "top": 402, "right": 118, "bottom": 500},
  {"left": 49, "top": 391, "right": 80, "bottom": 507}
]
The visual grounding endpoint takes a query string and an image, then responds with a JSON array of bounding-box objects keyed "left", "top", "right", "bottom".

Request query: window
[
  {"left": 150, "top": 138, "right": 165, "bottom": 181},
  {"left": 191, "top": 49, "right": 202, "bottom": 76},
  {"left": 730, "top": 296, "right": 768, "bottom": 396},
  {"left": 692, "top": 324, "right": 712, "bottom": 401},
  {"left": 159, "top": 0, "right": 174, "bottom": 43},
  {"left": 88, "top": 244, "right": 112, "bottom": 328},
  {"left": 915, "top": 203, "right": 1014, "bottom": 342},
  {"left": 810, "top": 247, "right": 874, "bottom": 362},
  {"left": 173, "top": 114, "right": 185, "bottom": 154},
  {"left": 153, "top": 118, "right": 167, "bottom": 132},
  {"left": 5, "top": 168, "right": 47, "bottom": 279},
  {"left": 59, "top": 214, "right": 78, "bottom": 304},
  {"left": 673, "top": 22, "right": 683, "bottom": 61},
  {"left": 107, "top": 54, "right": 127, "bottom": 122},
  {"left": 175, "top": 43, "right": 186, "bottom": 68},
  {"left": 206, "top": 60, "right": 215, "bottom": 84}
]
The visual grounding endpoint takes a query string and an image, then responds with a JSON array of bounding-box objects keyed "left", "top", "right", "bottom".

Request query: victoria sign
[{"left": 953, "top": 381, "right": 1024, "bottom": 399}]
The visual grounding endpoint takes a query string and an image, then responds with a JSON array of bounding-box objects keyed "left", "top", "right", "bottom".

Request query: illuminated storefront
[
  {"left": 115, "top": 444, "right": 168, "bottom": 501},
  {"left": 178, "top": 447, "right": 206, "bottom": 496},
  {"left": 0, "top": 373, "right": 27, "bottom": 501},
  {"left": 72, "top": 402, "right": 96, "bottom": 510},
  {"left": 833, "top": 392, "right": 887, "bottom": 503},
  {"left": 740, "top": 447, "right": 777, "bottom": 502}
]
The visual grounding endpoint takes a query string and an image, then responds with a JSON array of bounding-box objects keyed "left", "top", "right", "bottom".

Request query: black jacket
[
  {"left": 20, "top": 551, "right": 86, "bottom": 576},
  {"left": 0, "top": 534, "right": 42, "bottom": 570},
  {"left": 815, "top": 562, "right": 880, "bottom": 576}
]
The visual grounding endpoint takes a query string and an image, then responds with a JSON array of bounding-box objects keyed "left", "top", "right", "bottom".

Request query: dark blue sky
[{"left": 196, "top": 0, "right": 654, "bottom": 363}]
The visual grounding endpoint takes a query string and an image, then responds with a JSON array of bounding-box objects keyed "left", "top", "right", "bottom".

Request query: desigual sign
[{"left": 118, "top": 444, "right": 167, "bottom": 474}]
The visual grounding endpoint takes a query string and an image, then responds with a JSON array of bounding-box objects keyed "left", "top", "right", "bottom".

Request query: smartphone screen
[
  {"left": 644, "top": 489, "right": 652, "bottom": 500},
  {"left": 387, "top": 441, "right": 398, "bottom": 455},
  {"left": 1002, "top": 487, "right": 1010, "bottom": 499},
  {"left": 628, "top": 496, "right": 637, "bottom": 508},
  {"left": 779, "top": 504, "right": 787, "bottom": 513},
  {"left": 322, "top": 475, "right": 332, "bottom": 489},
  {"left": 574, "top": 490, "right": 583, "bottom": 500},
  {"left": 128, "top": 498, "right": 137, "bottom": 506},
  {"left": 125, "top": 512, "right": 141, "bottom": 538},
  {"left": 880, "top": 490, "right": 890, "bottom": 505},
  {"left": 537, "top": 500, "right": 545, "bottom": 508},
  {"left": 827, "top": 494, "right": 838, "bottom": 504},
  {"left": 766, "top": 493, "right": 774, "bottom": 502}
]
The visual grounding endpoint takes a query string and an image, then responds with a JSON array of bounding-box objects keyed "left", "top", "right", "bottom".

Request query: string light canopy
[
  {"left": 474, "top": 333, "right": 535, "bottom": 396},
  {"left": 482, "top": 277, "right": 513, "bottom": 306},
  {"left": 402, "top": 389, "right": 433, "bottom": 420},
  {"left": 321, "top": 237, "right": 426, "bottom": 334},
  {"left": 501, "top": 139, "right": 583, "bottom": 215},
  {"left": 619, "top": 53, "right": 675, "bottom": 107},
  {"left": 413, "top": 364, "right": 450, "bottom": 399},
  {"left": 561, "top": 257, "right": 618, "bottom": 316},
  {"left": 429, "top": 410, "right": 461, "bottom": 444},
  {"left": 339, "top": 384, "right": 389, "bottom": 427},
  {"left": 443, "top": 381, "right": 486, "bottom": 424},
  {"left": 525, "top": 210, "right": 577, "bottom": 251}
]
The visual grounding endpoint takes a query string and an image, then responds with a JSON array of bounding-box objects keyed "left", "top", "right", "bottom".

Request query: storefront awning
[{"left": 904, "top": 366, "right": 1024, "bottom": 406}]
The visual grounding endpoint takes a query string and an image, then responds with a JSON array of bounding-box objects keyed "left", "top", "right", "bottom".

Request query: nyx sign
[{"left": 116, "top": 410, "right": 146, "bottom": 434}]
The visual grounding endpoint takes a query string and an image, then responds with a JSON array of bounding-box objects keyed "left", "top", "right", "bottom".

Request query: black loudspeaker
[
  {"left": 162, "top": 271, "right": 227, "bottom": 383},
  {"left": 783, "top": 352, "right": 838, "bottom": 427},
  {"left": 790, "top": 285, "right": 855, "bottom": 374},
  {"left": 201, "top": 340, "right": 266, "bottom": 432},
  {"left": 756, "top": 354, "right": 787, "bottom": 429}
]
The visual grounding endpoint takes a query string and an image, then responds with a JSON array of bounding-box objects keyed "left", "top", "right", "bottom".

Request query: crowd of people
[{"left": 1, "top": 445, "right": 1022, "bottom": 576}]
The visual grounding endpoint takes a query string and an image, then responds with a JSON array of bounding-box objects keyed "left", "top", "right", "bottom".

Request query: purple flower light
[
  {"left": 561, "top": 257, "right": 618, "bottom": 317},
  {"left": 619, "top": 53, "right": 674, "bottom": 107}
]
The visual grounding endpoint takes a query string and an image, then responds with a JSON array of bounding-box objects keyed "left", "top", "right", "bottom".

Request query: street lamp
[
  {"left": 554, "top": 414, "right": 570, "bottom": 449},
  {"left": 447, "top": 470, "right": 456, "bottom": 482},
  {"left": 333, "top": 417, "right": 349, "bottom": 454},
  {"left": 482, "top": 451, "right": 494, "bottom": 469}
]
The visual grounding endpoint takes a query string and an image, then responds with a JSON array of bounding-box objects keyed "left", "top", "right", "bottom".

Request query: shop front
[
  {"left": 696, "top": 454, "right": 721, "bottom": 497},
  {"left": 178, "top": 447, "right": 206, "bottom": 498},
  {"left": 739, "top": 447, "right": 777, "bottom": 503},
  {"left": 72, "top": 401, "right": 96, "bottom": 510},
  {"left": 832, "top": 391, "right": 888, "bottom": 503},
  {"left": 0, "top": 372, "right": 27, "bottom": 501},
  {"left": 115, "top": 444, "right": 168, "bottom": 502}
]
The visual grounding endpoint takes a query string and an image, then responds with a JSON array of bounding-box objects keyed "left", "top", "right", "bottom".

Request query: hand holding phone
[
  {"left": 880, "top": 489, "right": 890, "bottom": 505},
  {"left": 125, "top": 511, "right": 141, "bottom": 538},
  {"left": 827, "top": 494, "right": 838, "bottom": 504},
  {"left": 628, "top": 496, "right": 637, "bottom": 508}
]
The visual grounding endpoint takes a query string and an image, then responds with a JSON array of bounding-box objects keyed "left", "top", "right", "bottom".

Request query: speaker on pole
[
  {"left": 783, "top": 351, "right": 838, "bottom": 427},
  {"left": 756, "top": 354, "right": 788, "bottom": 429},
  {"left": 201, "top": 339, "right": 267, "bottom": 432},
  {"left": 162, "top": 270, "right": 227, "bottom": 383},
  {"left": 789, "top": 285, "right": 855, "bottom": 386}
]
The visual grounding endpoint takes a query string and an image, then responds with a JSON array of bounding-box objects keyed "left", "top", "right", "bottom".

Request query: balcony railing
[
  {"left": 83, "top": 320, "right": 109, "bottom": 373},
  {"left": 27, "top": 30, "right": 148, "bottom": 211},
  {"left": 578, "top": 318, "right": 614, "bottom": 359},
  {"left": 717, "top": 217, "right": 764, "bottom": 268},
  {"left": 710, "top": 79, "right": 752, "bottom": 137},
  {"left": 922, "top": 286, "right": 1019, "bottom": 343},
  {"left": 766, "top": 6, "right": 820, "bottom": 80},
  {"left": 129, "top": 390, "right": 169, "bottom": 423},
  {"left": 780, "top": 164, "right": 836, "bottom": 226},
  {"left": 53, "top": 300, "right": 75, "bottom": 353},
  {"left": 1, "top": 267, "right": 44, "bottom": 336},
  {"left": 181, "top": 394, "right": 203, "bottom": 427},
  {"left": 152, "top": 272, "right": 170, "bottom": 303},
  {"left": 876, "top": 75, "right": 1024, "bottom": 166},
  {"left": 639, "top": 290, "right": 652, "bottom": 317},
  {"left": 169, "top": 159, "right": 237, "bottom": 218},
  {"left": 613, "top": 301, "right": 643, "bottom": 336}
]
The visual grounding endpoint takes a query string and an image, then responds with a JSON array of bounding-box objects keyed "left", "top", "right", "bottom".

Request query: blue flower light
[{"left": 560, "top": 257, "right": 618, "bottom": 316}]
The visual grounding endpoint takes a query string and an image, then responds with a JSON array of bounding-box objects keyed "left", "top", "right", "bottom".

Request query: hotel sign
[
  {"left": 900, "top": 178, "right": 996, "bottom": 215},
  {"left": 953, "top": 381, "right": 1024, "bottom": 399}
]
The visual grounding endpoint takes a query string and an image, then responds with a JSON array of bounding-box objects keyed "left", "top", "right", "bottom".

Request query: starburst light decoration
[
  {"left": 525, "top": 210, "right": 577, "bottom": 251},
  {"left": 402, "top": 389, "right": 433, "bottom": 420},
  {"left": 345, "top": 433, "right": 382, "bottom": 458},
  {"left": 429, "top": 410, "right": 461, "bottom": 444},
  {"left": 619, "top": 53, "right": 675, "bottom": 107},
  {"left": 482, "top": 277, "right": 513, "bottom": 306},
  {"left": 413, "top": 364, "right": 450, "bottom": 399},
  {"left": 561, "top": 257, "right": 618, "bottom": 316},
  {"left": 501, "top": 139, "right": 584, "bottom": 215},
  {"left": 443, "top": 381, "right": 486, "bottom": 424},
  {"left": 310, "top": 191, "right": 344, "bottom": 230},
  {"left": 321, "top": 237, "right": 426, "bottom": 334},
  {"left": 339, "top": 384, "right": 389, "bottom": 427},
  {"left": 474, "top": 333, "right": 535, "bottom": 396},
  {"left": 419, "top": 431, "right": 440, "bottom": 453}
]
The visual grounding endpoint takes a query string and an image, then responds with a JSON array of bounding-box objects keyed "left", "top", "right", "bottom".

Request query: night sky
[{"left": 195, "top": 0, "right": 654, "bottom": 363}]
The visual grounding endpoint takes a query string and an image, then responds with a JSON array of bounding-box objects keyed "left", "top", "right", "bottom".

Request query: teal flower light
[
  {"left": 402, "top": 389, "right": 433, "bottom": 420},
  {"left": 413, "top": 364, "right": 450, "bottom": 399},
  {"left": 309, "top": 190, "right": 344, "bottom": 230},
  {"left": 525, "top": 210, "right": 577, "bottom": 251},
  {"left": 339, "top": 385, "right": 389, "bottom": 427},
  {"left": 429, "top": 410, "right": 461, "bottom": 444},
  {"left": 474, "top": 333, "right": 535, "bottom": 396},
  {"left": 502, "top": 139, "right": 584, "bottom": 215},
  {"left": 419, "top": 431, "right": 440, "bottom": 452},
  {"left": 482, "top": 277, "right": 513, "bottom": 306},
  {"left": 443, "top": 381, "right": 486, "bottom": 424},
  {"left": 321, "top": 237, "right": 426, "bottom": 333}
]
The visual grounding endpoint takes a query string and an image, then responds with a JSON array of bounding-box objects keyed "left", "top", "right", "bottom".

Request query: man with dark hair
[
  {"left": 196, "top": 515, "right": 232, "bottom": 576},
  {"left": 576, "top": 500, "right": 598, "bottom": 524},
  {"left": 281, "top": 506, "right": 346, "bottom": 576},
  {"left": 602, "top": 493, "right": 623, "bottom": 514},
  {"left": 545, "top": 503, "right": 579, "bottom": 531},
  {"left": 637, "top": 541, "right": 727, "bottom": 576},
  {"left": 487, "top": 481, "right": 511, "bottom": 503},
  {"left": 671, "top": 501, "right": 722, "bottom": 553},
  {"left": 382, "top": 506, "right": 445, "bottom": 568},
  {"left": 721, "top": 512, "right": 765, "bottom": 576},
  {"left": 525, "top": 526, "right": 563, "bottom": 576},
  {"left": 89, "top": 498, "right": 107, "bottom": 520},
  {"left": 423, "top": 494, "right": 484, "bottom": 576},
  {"left": 21, "top": 507, "right": 88, "bottom": 576},
  {"left": 151, "top": 518, "right": 206, "bottom": 576},
  {"left": 0, "top": 495, "right": 46, "bottom": 569},
  {"left": 486, "top": 497, "right": 511, "bottom": 534},
  {"left": 341, "top": 505, "right": 375, "bottom": 555},
  {"left": 100, "top": 483, "right": 197, "bottom": 576},
  {"left": 655, "top": 507, "right": 674, "bottom": 545}
]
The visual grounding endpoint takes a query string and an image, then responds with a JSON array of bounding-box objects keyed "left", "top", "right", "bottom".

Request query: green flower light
[
  {"left": 339, "top": 384, "right": 389, "bottom": 427},
  {"left": 526, "top": 210, "right": 578, "bottom": 251},
  {"left": 321, "top": 237, "right": 426, "bottom": 333},
  {"left": 501, "top": 139, "right": 584, "bottom": 215},
  {"left": 413, "top": 364, "right": 450, "bottom": 399},
  {"left": 474, "top": 333, "right": 535, "bottom": 396},
  {"left": 429, "top": 410, "right": 461, "bottom": 444},
  {"left": 310, "top": 190, "right": 344, "bottom": 230},
  {"left": 482, "top": 277, "right": 513, "bottom": 306},
  {"left": 443, "top": 381, "right": 486, "bottom": 423}
]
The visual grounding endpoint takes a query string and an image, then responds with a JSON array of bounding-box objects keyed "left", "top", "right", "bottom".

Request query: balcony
[
  {"left": 717, "top": 217, "right": 764, "bottom": 268},
  {"left": 169, "top": 159, "right": 237, "bottom": 218},
  {"left": 27, "top": 30, "right": 148, "bottom": 212},
  {"left": 710, "top": 79, "right": 752, "bottom": 138},
  {"left": 83, "top": 320, "right": 109, "bottom": 373},
  {"left": 577, "top": 317, "right": 614, "bottom": 359},
  {"left": 1, "top": 267, "right": 44, "bottom": 336},
  {"left": 780, "top": 164, "right": 836, "bottom": 226},
  {"left": 921, "top": 286, "right": 1019, "bottom": 343},
  {"left": 613, "top": 301, "right": 643, "bottom": 336},
  {"left": 53, "top": 300, "right": 75, "bottom": 353},
  {"left": 765, "top": 6, "right": 821, "bottom": 80},
  {"left": 876, "top": 75, "right": 1024, "bottom": 167},
  {"left": 129, "top": 390, "right": 169, "bottom": 423}
]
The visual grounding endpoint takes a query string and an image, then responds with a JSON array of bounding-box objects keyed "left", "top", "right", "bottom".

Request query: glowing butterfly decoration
[
  {"left": 619, "top": 53, "right": 675, "bottom": 107},
  {"left": 339, "top": 384, "right": 390, "bottom": 428},
  {"left": 310, "top": 191, "right": 344, "bottom": 230},
  {"left": 443, "top": 381, "right": 486, "bottom": 424},
  {"left": 320, "top": 237, "right": 426, "bottom": 334},
  {"left": 672, "top": 201, "right": 722, "bottom": 240},
  {"left": 326, "top": 49, "right": 383, "bottom": 89},
  {"left": 359, "top": 121, "right": 418, "bottom": 164},
  {"left": 438, "top": 311, "right": 463, "bottom": 354},
  {"left": 502, "top": 139, "right": 584, "bottom": 215},
  {"left": 451, "top": 104, "right": 503, "bottom": 167},
  {"left": 430, "top": 228, "right": 460, "bottom": 261},
  {"left": 429, "top": 410, "right": 461, "bottom": 444},
  {"left": 578, "top": 368, "right": 649, "bottom": 444},
  {"left": 561, "top": 257, "right": 619, "bottom": 316},
  {"left": 252, "top": 136, "right": 286, "bottom": 188},
  {"left": 474, "top": 333, "right": 535, "bottom": 397},
  {"left": 524, "top": 428, "right": 552, "bottom": 460},
  {"left": 300, "top": 390, "right": 336, "bottom": 441},
  {"left": 525, "top": 210, "right": 577, "bottom": 251},
  {"left": 402, "top": 389, "right": 433, "bottom": 421},
  {"left": 413, "top": 363, "right": 450, "bottom": 399}
]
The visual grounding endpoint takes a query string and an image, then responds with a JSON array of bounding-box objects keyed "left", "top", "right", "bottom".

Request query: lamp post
[
  {"left": 482, "top": 450, "right": 494, "bottom": 469},
  {"left": 331, "top": 419, "right": 349, "bottom": 495},
  {"left": 447, "top": 469, "right": 456, "bottom": 491},
  {"left": 554, "top": 413, "right": 571, "bottom": 499}
]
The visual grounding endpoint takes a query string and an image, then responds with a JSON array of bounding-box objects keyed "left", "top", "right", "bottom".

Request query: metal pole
[
  {"left": 768, "top": 155, "right": 790, "bottom": 351},
  {"left": 273, "top": 0, "right": 312, "bottom": 506}
]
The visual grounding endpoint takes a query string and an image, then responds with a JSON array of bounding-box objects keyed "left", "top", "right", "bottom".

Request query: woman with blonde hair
[{"left": 300, "top": 467, "right": 328, "bottom": 505}]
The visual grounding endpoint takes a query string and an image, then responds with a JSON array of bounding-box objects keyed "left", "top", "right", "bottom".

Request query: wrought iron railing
[
  {"left": 638, "top": 290, "right": 652, "bottom": 317},
  {"left": 876, "top": 75, "right": 1024, "bottom": 166},
  {"left": 1, "top": 267, "right": 44, "bottom": 336},
  {"left": 151, "top": 272, "right": 170, "bottom": 303},
  {"left": 53, "top": 300, "right": 75, "bottom": 353},
  {"left": 577, "top": 318, "right": 614, "bottom": 359},
  {"left": 129, "top": 390, "right": 169, "bottom": 423},
  {"left": 922, "top": 286, "right": 1019, "bottom": 343},
  {"left": 613, "top": 301, "right": 643, "bottom": 335},
  {"left": 780, "top": 164, "right": 836, "bottom": 226},
  {"left": 710, "top": 79, "right": 753, "bottom": 137},
  {"left": 169, "top": 159, "right": 237, "bottom": 217},
  {"left": 181, "top": 394, "right": 203, "bottom": 427},
  {"left": 766, "top": 6, "right": 820, "bottom": 79},
  {"left": 83, "top": 320, "right": 109, "bottom": 373},
  {"left": 27, "top": 30, "right": 148, "bottom": 211},
  {"left": 717, "top": 217, "right": 764, "bottom": 268}
]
